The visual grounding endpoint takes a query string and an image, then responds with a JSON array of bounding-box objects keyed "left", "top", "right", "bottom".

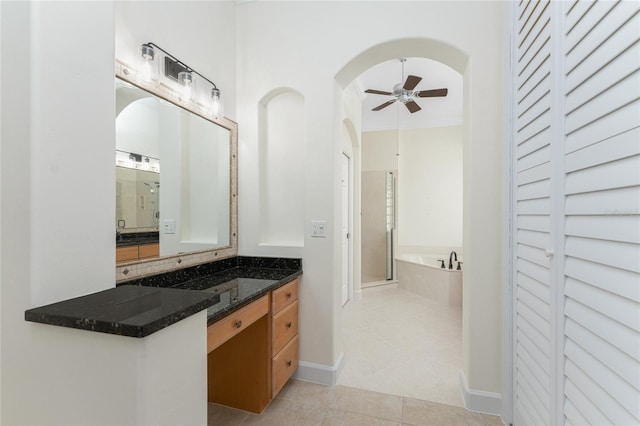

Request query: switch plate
[
  {"left": 163, "top": 219, "right": 175, "bottom": 234},
  {"left": 311, "top": 220, "right": 327, "bottom": 238}
]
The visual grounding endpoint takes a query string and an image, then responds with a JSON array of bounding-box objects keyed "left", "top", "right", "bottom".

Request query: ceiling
[{"left": 354, "top": 57, "right": 463, "bottom": 133}]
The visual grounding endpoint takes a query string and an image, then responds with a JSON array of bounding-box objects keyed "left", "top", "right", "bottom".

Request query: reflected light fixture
[{"left": 139, "top": 42, "right": 222, "bottom": 118}]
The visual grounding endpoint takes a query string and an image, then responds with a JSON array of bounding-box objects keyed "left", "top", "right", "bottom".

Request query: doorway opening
[{"left": 336, "top": 40, "right": 467, "bottom": 407}]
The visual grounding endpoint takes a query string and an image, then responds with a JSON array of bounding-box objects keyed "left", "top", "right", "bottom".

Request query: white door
[
  {"left": 341, "top": 153, "right": 351, "bottom": 306},
  {"left": 511, "top": 2, "right": 640, "bottom": 425}
]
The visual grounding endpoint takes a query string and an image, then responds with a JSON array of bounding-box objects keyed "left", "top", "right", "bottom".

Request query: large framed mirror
[{"left": 115, "top": 61, "right": 237, "bottom": 282}]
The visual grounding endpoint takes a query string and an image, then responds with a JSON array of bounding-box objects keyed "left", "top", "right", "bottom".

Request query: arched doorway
[{"left": 335, "top": 37, "right": 471, "bottom": 407}]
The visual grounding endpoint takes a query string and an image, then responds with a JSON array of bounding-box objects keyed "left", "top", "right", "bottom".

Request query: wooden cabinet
[
  {"left": 270, "top": 279, "right": 299, "bottom": 396},
  {"left": 206, "top": 278, "right": 299, "bottom": 414},
  {"left": 116, "top": 243, "right": 159, "bottom": 263},
  {"left": 138, "top": 243, "right": 159, "bottom": 259},
  {"left": 116, "top": 246, "right": 139, "bottom": 263}
]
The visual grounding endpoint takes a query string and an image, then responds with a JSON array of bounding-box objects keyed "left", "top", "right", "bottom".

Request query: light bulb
[
  {"left": 178, "top": 71, "right": 193, "bottom": 101},
  {"left": 211, "top": 88, "right": 221, "bottom": 118},
  {"left": 138, "top": 44, "right": 158, "bottom": 84}
]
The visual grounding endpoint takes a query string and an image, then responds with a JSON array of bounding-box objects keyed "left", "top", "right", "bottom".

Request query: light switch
[
  {"left": 163, "top": 219, "right": 175, "bottom": 234},
  {"left": 311, "top": 220, "right": 327, "bottom": 238}
]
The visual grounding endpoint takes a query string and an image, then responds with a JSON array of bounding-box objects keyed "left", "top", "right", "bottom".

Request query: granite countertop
[
  {"left": 116, "top": 231, "right": 159, "bottom": 248},
  {"left": 174, "top": 267, "right": 301, "bottom": 323},
  {"left": 25, "top": 256, "right": 302, "bottom": 338},
  {"left": 121, "top": 256, "right": 302, "bottom": 324},
  {"left": 25, "top": 286, "right": 220, "bottom": 338}
]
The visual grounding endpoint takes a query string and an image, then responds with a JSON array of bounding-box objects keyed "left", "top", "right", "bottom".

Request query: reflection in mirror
[
  {"left": 116, "top": 165, "right": 160, "bottom": 231},
  {"left": 115, "top": 76, "right": 235, "bottom": 269}
]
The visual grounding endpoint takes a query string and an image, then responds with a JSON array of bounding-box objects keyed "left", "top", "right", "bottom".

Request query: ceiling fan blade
[
  {"left": 403, "top": 75, "right": 422, "bottom": 91},
  {"left": 372, "top": 99, "right": 397, "bottom": 111},
  {"left": 365, "top": 89, "right": 393, "bottom": 96},
  {"left": 415, "top": 88, "right": 448, "bottom": 98},
  {"left": 404, "top": 100, "right": 421, "bottom": 113}
]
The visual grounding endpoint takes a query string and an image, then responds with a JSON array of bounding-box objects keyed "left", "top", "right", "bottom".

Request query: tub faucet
[{"left": 448, "top": 251, "right": 458, "bottom": 270}]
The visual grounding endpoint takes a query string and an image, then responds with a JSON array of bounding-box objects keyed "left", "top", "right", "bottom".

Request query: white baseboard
[
  {"left": 459, "top": 370, "right": 503, "bottom": 417},
  {"left": 292, "top": 352, "right": 345, "bottom": 386}
]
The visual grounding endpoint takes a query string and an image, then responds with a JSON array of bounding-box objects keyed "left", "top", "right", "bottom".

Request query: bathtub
[{"left": 395, "top": 253, "right": 462, "bottom": 306}]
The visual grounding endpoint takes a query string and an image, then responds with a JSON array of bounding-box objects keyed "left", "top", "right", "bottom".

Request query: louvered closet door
[
  {"left": 512, "top": 0, "right": 640, "bottom": 425},
  {"left": 562, "top": 1, "right": 640, "bottom": 425},
  {"left": 514, "top": 1, "right": 554, "bottom": 425}
]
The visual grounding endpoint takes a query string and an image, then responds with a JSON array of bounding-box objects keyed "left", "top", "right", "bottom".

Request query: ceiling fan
[{"left": 364, "top": 58, "right": 448, "bottom": 114}]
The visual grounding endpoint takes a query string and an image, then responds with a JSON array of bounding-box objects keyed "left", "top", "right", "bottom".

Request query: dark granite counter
[
  {"left": 25, "top": 256, "right": 302, "bottom": 337},
  {"left": 116, "top": 231, "right": 159, "bottom": 248},
  {"left": 176, "top": 267, "right": 301, "bottom": 323},
  {"left": 25, "top": 285, "right": 219, "bottom": 338},
  {"left": 120, "top": 256, "right": 302, "bottom": 324}
]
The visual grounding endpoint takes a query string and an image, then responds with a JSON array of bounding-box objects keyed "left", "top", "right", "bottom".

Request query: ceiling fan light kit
[{"left": 365, "top": 58, "right": 449, "bottom": 114}]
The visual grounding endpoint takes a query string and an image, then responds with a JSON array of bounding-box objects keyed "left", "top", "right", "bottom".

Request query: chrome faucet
[{"left": 448, "top": 251, "right": 458, "bottom": 270}]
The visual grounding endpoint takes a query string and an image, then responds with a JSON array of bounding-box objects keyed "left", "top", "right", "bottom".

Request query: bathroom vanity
[
  {"left": 122, "top": 255, "right": 302, "bottom": 413},
  {"left": 207, "top": 277, "right": 299, "bottom": 413},
  {"left": 25, "top": 255, "right": 302, "bottom": 421},
  {"left": 23, "top": 56, "right": 304, "bottom": 422}
]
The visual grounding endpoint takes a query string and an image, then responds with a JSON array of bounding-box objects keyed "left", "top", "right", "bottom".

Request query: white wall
[
  {"left": 1, "top": 2, "right": 116, "bottom": 423},
  {"left": 362, "top": 130, "right": 399, "bottom": 172},
  {"left": 0, "top": 1, "right": 237, "bottom": 423},
  {"left": 259, "top": 90, "right": 306, "bottom": 246},
  {"left": 398, "top": 126, "right": 463, "bottom": 249},
  {"left": 237, "top": 0, "right": 506, "bottom": 401}
]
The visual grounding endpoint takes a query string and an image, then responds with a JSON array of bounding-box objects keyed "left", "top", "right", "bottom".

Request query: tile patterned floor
[
  {"left": 208, "top": 380, "right": 503, "bottom": 425},
  {"left": 207, "top": 285, "right": 503, "bottom": 425},
  {"left": 339, "top": 285, "right": 464, "bottom": 407}
]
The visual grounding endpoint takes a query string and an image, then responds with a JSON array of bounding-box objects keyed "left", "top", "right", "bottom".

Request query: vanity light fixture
[
  {"left": 139, "top": 44, "right": 158, "bottom": 84},
  {"left": 139, "top": 42, "right": 222, "bottom": 117}
]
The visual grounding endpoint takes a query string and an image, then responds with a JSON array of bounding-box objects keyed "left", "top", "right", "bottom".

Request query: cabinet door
[
  {"left": 207, "top": 296, "right": 269, "bottom": 353},
  {"left": 272, "top": 279, "right": 298, "bottom": 313},
  {"left": 272, "top": 335, "right": 298, "bottom": 397},
  {"left": 272, "top": 300, "right": 298, "bottom": 356}
]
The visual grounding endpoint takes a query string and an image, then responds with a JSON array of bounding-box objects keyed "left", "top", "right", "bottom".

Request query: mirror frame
[{"left": 115, "top": 59, "right": 238, "bottom": 283}]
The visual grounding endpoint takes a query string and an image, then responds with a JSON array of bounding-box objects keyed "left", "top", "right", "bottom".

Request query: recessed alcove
[{"left": 259, "top": 89, "right": 306, "bottom": 246}]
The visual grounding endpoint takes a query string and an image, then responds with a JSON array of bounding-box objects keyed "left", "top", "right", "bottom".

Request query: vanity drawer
[
  {"left": 272, "top": 335, "right": 299, "bottom": 397},
  {"left": 138, "top": 243, "right": 159, "bottom": 259},
  {"left": 207, "top": 295, "right": 269, "bottom": 353},
  {"left": 272, "top": 279, "right": 298, "bottom": 314},
  {"left": 272, "top": 300, "right": 298, "bottom": 356}
]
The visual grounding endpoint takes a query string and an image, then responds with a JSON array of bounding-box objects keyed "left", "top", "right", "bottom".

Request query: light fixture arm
[{"left": 142, "top": 42, "right": 219, "bottom": 90}]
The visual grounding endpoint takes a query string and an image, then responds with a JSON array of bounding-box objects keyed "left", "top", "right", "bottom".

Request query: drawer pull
[
  {"left": 286, "top": 360, "right": 292, "bottom": 367},
  {"left": 286, "top": 292, "right": 292, "bottom": 299},
  {"left": 234, "top": 320, "right": 243, "bottom": 329},
  {"left": 286, "top": 321, "right": 292, "bottom": 329}
]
